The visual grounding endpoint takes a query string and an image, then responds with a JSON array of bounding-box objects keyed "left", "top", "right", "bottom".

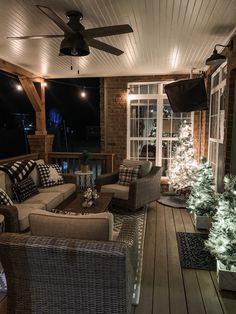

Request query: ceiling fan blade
[
  {"left": 82, "top": 24, "right": 133, "bottom": 38},
  {"left": 87, "top": 38, "right": 123, "bottom": 56},
  {"left": 7, "top": 35, "right": 64, "bottom": 40},
  {"left": 36, "top": 5, "right": 74, "bottom": 34}
]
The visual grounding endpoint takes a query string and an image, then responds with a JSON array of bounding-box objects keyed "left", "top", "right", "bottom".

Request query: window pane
[
  {"left": 162, "top": 159, "right": 168, "bottom": 176},
  {"left": 211, "top": 92, "right": 218, "bottom": 115},
  {"left": 162, "top": 140, "right": 170, "bottom": 158},
  {"left": 139, "top": 140, "right": 147, "bottom": 158},
  {"left": 139, "top": 105, "right": 147, "bottom": 118},
  {"left": 140, "top": 85, "right": 149, "bottom": 94},
  {"left": 213, "top": 73, "right": 219, "bottom": 87},
  {"left": 222, "top": 65, "right": 227, "bottom": 81},
  {"left": 130, "top": 120, "right": 139, "bottom": 137},
  {"left": 172, "top": 120, "right": 181, "bottom": 138},
  {"left": 162, "top": 120, "right": 171, "bottom": 137},
  {"left": 139, "top": 119, "right": 146, "bottom": 137},
  {"left": 210, "top": 116, "right": 217, "bottom": 138},
  {"left": 148, "top": 104, "right": 157, "bottom": 118},
  {"left": 147, "top": 140, "right": 156, "bottom": 159},
  {"left": 130, "top": 140, "right": 139, "bottom": 158},
  {"left": 129, "top": 85, "right": 138, "bottom": 94},
  {"left": 131, "top": 106, "right": 138, "bottom": 118},
  {"left": 147, "top": 119, "right": 156, "bottom": 137},
  {"left": 149, "top": 84, "right": 158, "bottom": 94}
]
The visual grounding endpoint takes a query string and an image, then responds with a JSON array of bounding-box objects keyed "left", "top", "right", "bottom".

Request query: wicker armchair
[
  {"left": 96, "top": 163, "right": 162, "bottom": 211},
  {"left": 0, "top": 218, "right": 138, "bottom": 314}
]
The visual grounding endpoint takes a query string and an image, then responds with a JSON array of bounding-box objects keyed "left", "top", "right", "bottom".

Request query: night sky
[{"left": 0, "top": 70, "right": 100, "bottom": 157}]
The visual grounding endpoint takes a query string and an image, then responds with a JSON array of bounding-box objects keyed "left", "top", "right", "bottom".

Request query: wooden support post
[{"left": 19, "top": 77, "right": 47, "bottom": 135}]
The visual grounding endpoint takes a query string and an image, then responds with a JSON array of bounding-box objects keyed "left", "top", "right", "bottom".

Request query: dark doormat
[
  {"left": 176, "top": 232, "right": 216, "bottom": 271},
  {"left": 158, "top": 192, "right": 187, "bottom": 208}
]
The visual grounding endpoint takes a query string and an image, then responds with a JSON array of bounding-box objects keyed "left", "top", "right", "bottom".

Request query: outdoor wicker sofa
[
  {"left": 0, "top": 218, "right": 138, "bottom": 314},
  {"left": 0, "top": 159, "right": 77, "bottom": 232}
]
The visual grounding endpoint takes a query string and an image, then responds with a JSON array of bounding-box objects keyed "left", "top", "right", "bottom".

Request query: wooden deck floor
[
  {"left": 132, "top": 202, "right": 236, "bottom": 314},
  {"left": 0, "top": 202, "right": 236, "bottom": 314}
]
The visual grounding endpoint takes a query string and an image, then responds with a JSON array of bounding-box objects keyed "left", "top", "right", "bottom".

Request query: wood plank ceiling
[{"left": 0, "top": 0, "right": 235, "bottom": 78}]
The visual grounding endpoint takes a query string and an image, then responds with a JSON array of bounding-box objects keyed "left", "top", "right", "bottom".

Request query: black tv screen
[{"left": 164, "top": 78, "right": 207, "bottom": 113}]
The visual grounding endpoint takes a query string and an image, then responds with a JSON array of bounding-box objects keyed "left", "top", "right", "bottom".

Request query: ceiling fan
[{"left": 7, "top": 5, "right": 133, "bottom": 57}]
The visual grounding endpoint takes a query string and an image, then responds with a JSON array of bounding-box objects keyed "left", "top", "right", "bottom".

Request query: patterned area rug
[
  {"left": 176, "top": 232, "right": 216, "bottom": 271},
  {"left": 113, "top": 208, "right": 147, "bottom": 305}
]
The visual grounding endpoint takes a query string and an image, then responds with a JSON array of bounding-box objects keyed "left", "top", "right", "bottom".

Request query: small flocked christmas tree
[
  {"left": 168, "top": 120, "right": 197, "bottom": 192},
  {"left": 186, "top": 157, "right": 216, "bottom": 216},
  {"left": 205, "top": 174, "right": 236, "bottom": 270}
]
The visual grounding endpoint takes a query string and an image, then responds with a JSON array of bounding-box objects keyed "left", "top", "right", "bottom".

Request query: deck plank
[
  {"left": 197, "top": 270, "right": 224, "bottom": 314},
  {"left": 173, "top": 208, "right": 206, "bottom": 314},
  {"left": 153, "top": 203, "right": 169, "bottom": 314},
  {"left": 134, "top": 202, "right": 157, "bottom": 314},
  {"left": 165, "top": 206, "right": 188, "bottom": 314},
  {"left": 210, "top": 271, "right": 236, "bottom": 314},
  {"left": 0, "top": 293, "right": 6, "bottom": 314}
]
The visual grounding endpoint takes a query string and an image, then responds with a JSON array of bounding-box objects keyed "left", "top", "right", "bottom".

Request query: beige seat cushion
[
  {"left": 123, "top": 159, "right": 152, "bottom": 177},
  {"left": 14, "top": 204, "right": 45, "bottom": 231},
  {"left": 101, "top": 183, "right": 129, "bottom": 200},
  {"left": 38, "top": 183, "right": 76, "bottom": 200},
  {"left": 29, "top": 211, "right": 114, "bottom": 241},
  {"left": 21, "top": 192, "right": 64, "bottom": 211}
]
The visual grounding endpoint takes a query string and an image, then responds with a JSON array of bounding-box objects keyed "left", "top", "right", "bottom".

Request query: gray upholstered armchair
[
  {"left": 96, "top": 159, "right": 162, "bottom": 211},
  {"left": 0, "top": 218, "right": 138, "bottom": 314}
]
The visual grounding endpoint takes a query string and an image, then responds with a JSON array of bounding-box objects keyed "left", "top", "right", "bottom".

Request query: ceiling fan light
[{"left": 60, "top": 34, "right": 89, "bottom": 57}]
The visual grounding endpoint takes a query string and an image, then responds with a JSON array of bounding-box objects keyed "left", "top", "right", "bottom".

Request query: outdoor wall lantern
[{"left": 205, "top": 40, "right": 233, "bottom": 66}]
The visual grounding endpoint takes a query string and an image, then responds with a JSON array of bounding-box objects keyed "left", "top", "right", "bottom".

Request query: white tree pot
[
  {"left": 217, "top": 260, "right": 236, "bottom": 291},
  {"left": 193, "top": 213, "right": 210, "bottom": 230}
]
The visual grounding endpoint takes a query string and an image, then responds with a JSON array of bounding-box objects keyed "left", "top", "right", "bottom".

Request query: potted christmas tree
[
  {"left": 80, "top": 150, "right": 91, "bottom": 173},
  {"left": 186, "top": 157, "right": 216, "bottom": 230},
  {"left": 205, "top": 174, "right": 236, "bottom": 291},
  {"left": 168, "top": 120, "right": 197, "bottom": 195}
]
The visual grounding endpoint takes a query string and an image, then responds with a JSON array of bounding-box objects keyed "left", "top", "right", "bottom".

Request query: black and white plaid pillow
[
  {"left": 0, "top": 188, "right": 13, "bottom": 206},
  {"left": 118, "top": 165, "right": 140, "bottom": 186},
  {"left": 37, "top": 164, "right": 64, "bottom": 188},
  {"left": 12, "top": 177, "right": 39, "bottom": 203}
]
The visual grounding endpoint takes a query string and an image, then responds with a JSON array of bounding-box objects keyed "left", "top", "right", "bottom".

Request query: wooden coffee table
[{"left": 61, "top": 192, "right": 113, "bottom": 214}]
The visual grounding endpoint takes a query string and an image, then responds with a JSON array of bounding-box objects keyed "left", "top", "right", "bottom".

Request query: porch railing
[
  {"left": 0, "top": 152, "right": 115, "bottom": 177},
  {"left": 48, "top": 152, "right": 115, "bottom": 176}
]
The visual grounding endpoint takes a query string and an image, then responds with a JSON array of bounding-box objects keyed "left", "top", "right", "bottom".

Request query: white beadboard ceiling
[{"left": 0, "top": 0, "right": 235, "bottom": 78}]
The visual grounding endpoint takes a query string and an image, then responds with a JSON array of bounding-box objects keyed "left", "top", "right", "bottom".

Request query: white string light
[{"left": 16, "top": 84, "right": 23, "bottom": 91}]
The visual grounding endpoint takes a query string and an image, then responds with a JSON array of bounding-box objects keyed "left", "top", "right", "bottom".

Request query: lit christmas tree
[
  {"left": 205, "top": 174, "right": 236, "bottom": 270},
  {"left": 186, "top": 157, "right": 216, "bottom": 215},
  {"left": 168, "top": 120, "right": 197, "bottom": 192}
]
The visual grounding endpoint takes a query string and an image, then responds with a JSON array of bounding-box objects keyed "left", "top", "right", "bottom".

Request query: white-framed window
[
  {"left": 127, "top": 82, "right": 193, "bottom": 175},
  {"left": 208, "top": 62, "right": 227, "bottom": 191}
]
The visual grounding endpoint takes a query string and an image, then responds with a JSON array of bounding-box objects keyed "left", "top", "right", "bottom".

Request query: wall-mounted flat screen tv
[{"left": 164, "top": 78, "right": 207, "bottom": 113}]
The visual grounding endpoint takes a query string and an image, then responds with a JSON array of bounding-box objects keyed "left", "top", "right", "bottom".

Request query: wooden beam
[
  {"left": 0, "top": 58, "right": 39, "bottom": 78},
  {"left": 19, "top": 77, "right": 42, "bottom": 112},
  {"left": 19, "top": 77, "right": 47, "bottom": 135}
]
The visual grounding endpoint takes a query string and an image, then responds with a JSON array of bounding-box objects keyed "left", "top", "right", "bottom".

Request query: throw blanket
[{"left": 0, "top": 160, "right": 36, "bottom": 183}]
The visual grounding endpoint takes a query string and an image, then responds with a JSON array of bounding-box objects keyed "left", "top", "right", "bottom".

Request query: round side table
[{"left": 74, "top": 170, "right": 94, "bottom": 192}]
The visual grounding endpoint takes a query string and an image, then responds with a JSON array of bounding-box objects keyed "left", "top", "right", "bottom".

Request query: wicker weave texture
[{"left": 0, "top": 218, "right": 138, "bottom": 314}]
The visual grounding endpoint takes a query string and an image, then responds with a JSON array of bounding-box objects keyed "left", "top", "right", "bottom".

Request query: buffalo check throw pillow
[
  {"left": 37, "top": 164, "right": 64, "bottom": 188},
  {"left": 0, "top": 188, "right": 13, "bottom": 206},
  {"left": 12, "top": 177, "right": 39, "bottom": 203},
  {"left": 118, "top": 165, "right": 140, "bottom": 186}
]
